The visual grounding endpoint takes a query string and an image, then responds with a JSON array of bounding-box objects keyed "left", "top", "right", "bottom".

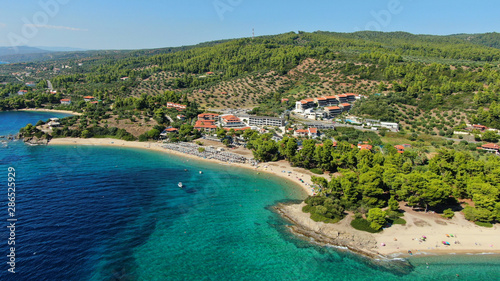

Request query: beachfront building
[
  {"left": 340, "top": 103, "right": 352, "bottom": 112},
  {"left": 295, "top": 99, "right": 315, "bottom": 113},
  {"left": 198, "top": 113, "right": 219, "bottom": 121},
  {"left": 220, "top": 115, "right": 245, "bottom": 128},
  {"left": 160, "top": 127, "right": 179, "bottom": 138},
  {"left": 194, "top": 120, "right": 217, "bottom": 132},
  {"left": 60, "top": 99, "right": 71, "bottom": 105},
  {"left": 325, "top": 106, "right": 342, "bottom": 117},
  {"left": 248, "top": 116, "right": 285, "bottom": 127}
]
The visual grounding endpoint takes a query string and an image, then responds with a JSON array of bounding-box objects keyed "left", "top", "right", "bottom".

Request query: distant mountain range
[{"left": 0, "top": 46, "right": 88, "bottom": 63}]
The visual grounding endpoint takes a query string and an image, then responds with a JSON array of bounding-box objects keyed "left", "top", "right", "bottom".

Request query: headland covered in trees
[{"left": 1, "top": 30, "right": 500, "bottom": 258}]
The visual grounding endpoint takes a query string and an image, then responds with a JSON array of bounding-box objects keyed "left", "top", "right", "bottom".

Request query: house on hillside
[
  {"left": 358, "top": 144, "right": 373, "bottom": 151},
  {"left": 480, "top": 143, "right": 500, "bottom": 154},
  {"left": 17, "top": 90, "right": 28, "bottom": 95},
  {"left": 472, "top": 124, "right": 488, "bottom": 131},
  {"left": 60, "top": 99, "right": 71, "bottom": 105},
  {"left": 83, "top": 96, "right": 95, "bottom": 102}
]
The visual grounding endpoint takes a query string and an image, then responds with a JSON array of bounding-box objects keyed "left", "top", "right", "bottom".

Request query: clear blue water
[{"left": 0, "top": 111, "right": 499, "bottom": 281}]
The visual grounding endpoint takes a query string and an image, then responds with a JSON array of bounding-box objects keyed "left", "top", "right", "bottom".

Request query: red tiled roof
[
  {"left": 341, "top": 103, "right": 351, "bottom": 107},
  {"left": 60, "top": 99, "right": 71, "bottom": 102},
  {"left": 482, "top": 143, "right": 500, "bottom": 150},
  {"left": 194, "top": 120, "right": 217, "bottom": 129},
  {"left": 337, "top": 94, "right": 347, "bottom": 97},
  {"left": 324, "top": 96, "right": 337, "bottom": 99},
  {"left": 295, "top": 129, "right": 309, "bottom": 133},
  {"left": 198, "top": 113, "right": 219, "bottom": 117},
  {"left": 281, "top": 98, "right": 289, "bottom": 102},
  {"left": 325, "top": 106, "right": 341, "bottom": 110},
  {"left": 473, "top": 124, "right": 488, "bottom": 129},
  {"left": 358, "top": 144, "right": 372, "bottom": 150},
  {"left": 166, "top": 128, "right": 178, "bottom": 132},
  {"left": 304, "top": 98, "right": 315, "bottom": 102},
  {"left": 309, "top": 128, "right": 318, "bottom": 134},
  {"left": 83, "top": 96, "right": 94, "bottom": 99},
  {"left": 394, "top": 145, "right": 405, "bottom": 151},
  {"left": 345, "top": 93, "right": 356, "bottom": 96},
  {"left": 316, "top": 97, "right": 327, "bottom": 101},
  {"left": 221, "top": 115, "right": 240, "bottom": 122},
  {"left": 90, "top": 101, "right": 99, "bottom": 104}
]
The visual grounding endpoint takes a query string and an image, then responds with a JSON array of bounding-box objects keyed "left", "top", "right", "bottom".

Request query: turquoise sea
[{"left": 0, "top": 111, "right": 499, "bottom": 281}]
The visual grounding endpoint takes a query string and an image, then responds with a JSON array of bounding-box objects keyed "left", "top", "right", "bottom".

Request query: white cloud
[{"left": 23, "top": 24, "right": 88, "bottom": 31}]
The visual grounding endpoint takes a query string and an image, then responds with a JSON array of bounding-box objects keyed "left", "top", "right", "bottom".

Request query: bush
[
  {"left": 475, "top": 221, "right": 493, "bottom": 228},
  {"left": 310, "top": 168, "right": 323, "bottom": 174},
  {"left": 442, "top": 208, "right": 455, "bottom": 219},
  {"left": 392, "top": 218, "right": 407, "bottom": 225},
  {"left": 350, "top": 218, "right": 381, "bottom": 233}
]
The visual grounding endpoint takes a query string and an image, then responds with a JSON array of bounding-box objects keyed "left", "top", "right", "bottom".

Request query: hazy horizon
[{"left": 1, "top": 0, "right": 499, "bottom": 50}]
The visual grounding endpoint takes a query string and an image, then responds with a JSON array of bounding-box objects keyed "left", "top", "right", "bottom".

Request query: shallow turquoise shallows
[{"left": 0, "top": 111, "right": 499, "bottom": 281}]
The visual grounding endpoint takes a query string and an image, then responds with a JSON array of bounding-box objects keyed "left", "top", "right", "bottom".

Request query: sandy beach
[
  {"left": 47, "top": 137, "right": 500, "bottom": 258},
  {"left": 276, "top": 202, "right": 500, "bottom": 259},
  {"left": 47, "top": 137, "right": 316, "bottom": 196},
  {"left": 18, "top": 108, "right": 82, "bottom": 116}
]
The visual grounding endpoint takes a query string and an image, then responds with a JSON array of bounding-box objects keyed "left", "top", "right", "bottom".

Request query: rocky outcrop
[
  {"left": 23, "top": 135, "right": 50, "bottom": 145},
  {"left": 274, "top": 202, "right": 414, "bottom": 274}
]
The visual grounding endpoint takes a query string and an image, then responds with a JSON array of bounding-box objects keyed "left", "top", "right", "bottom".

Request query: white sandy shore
[
  {"left": 47, "top": 138, "right": 315, "bottom": 196},
  {"left": 278, "top": 202, "right": 500, "bottom": 258},
  {"left": 17, "top": 108, "right": 82, "bottom": 116}
]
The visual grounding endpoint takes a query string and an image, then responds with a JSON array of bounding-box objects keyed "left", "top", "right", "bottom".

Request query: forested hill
[
  {"left": 1, "top": 31, "right": 500, "bottom": 129},
  {"left": 449, "top": 32, "right": 500, "bottom": 49}
]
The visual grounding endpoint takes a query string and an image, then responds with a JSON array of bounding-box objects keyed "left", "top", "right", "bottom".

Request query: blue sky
[{"left": 0, "top": 0, "right": 499, "bottom": 50}]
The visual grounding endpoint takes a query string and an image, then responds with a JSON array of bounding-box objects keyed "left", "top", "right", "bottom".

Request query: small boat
[
  {"left": 199, "top": 171, "right": 202, "bottom": 174},
  {"left": 178, "top": 182, "right": 183, "bottom": 188}
]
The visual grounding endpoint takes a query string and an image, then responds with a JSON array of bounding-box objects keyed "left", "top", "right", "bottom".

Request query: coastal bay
[{"left": 49, "top": 137, "right": 500, "bottom": 259}]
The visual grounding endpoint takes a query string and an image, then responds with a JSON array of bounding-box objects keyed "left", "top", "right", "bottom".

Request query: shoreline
[
  {"left": 47, "top": 137, "right": 315, "bottom": 196},
  {"left": 47, "top": 137, "right": 500, "bottom": 261},
  {"left": 275, "top": 202, "right": 500, "bottom": 260},
  {"left": 16, "top": 108, "right": 82, "bottom": 116}
]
